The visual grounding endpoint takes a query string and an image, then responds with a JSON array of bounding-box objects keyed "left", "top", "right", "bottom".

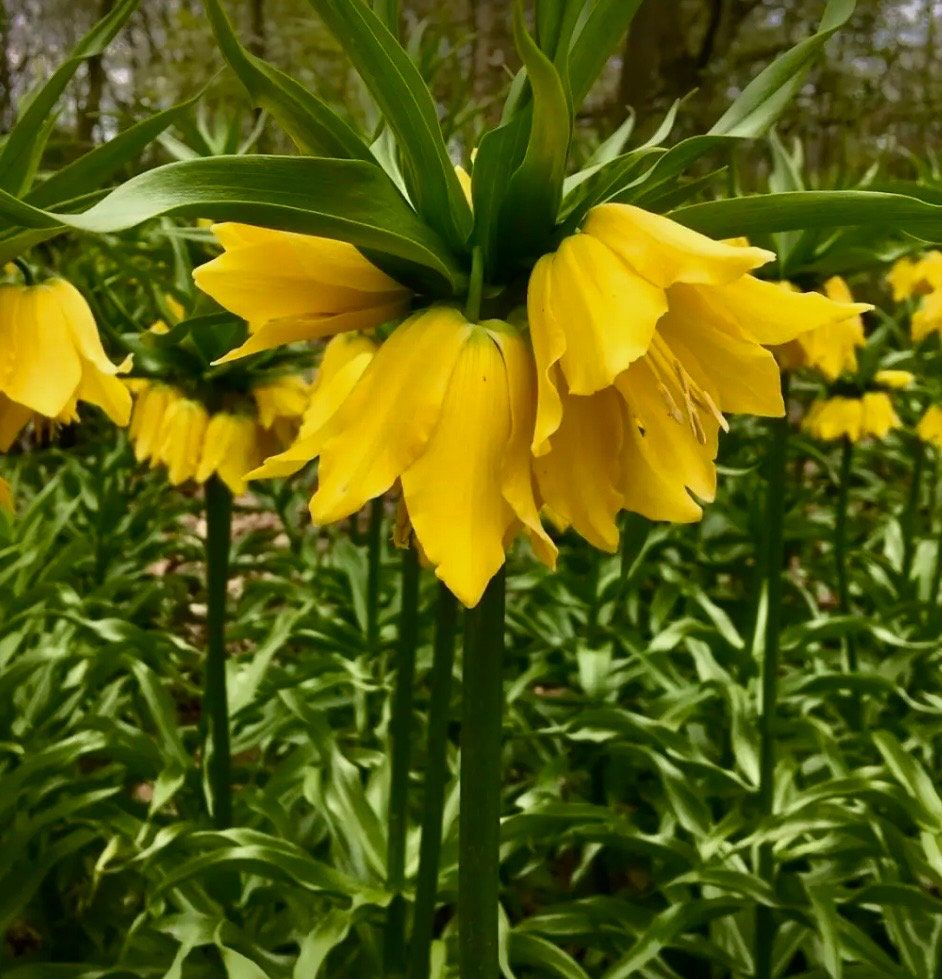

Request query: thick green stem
[
  {"left": 901, "top": 436, "right": 926, "bottom": 586},
  {"left": 384, "top": 547, "right": 421, "bottom": 974},
  {"left": 458, "top": 571, "right": 505, "bottom": 979},
  {"left": 203, "top": 475, "right": 233, "bottom": 828},
  {"left": 367, "top": 497, "right": 385, "bottom": 655},
  {"left": 407, "top": 585, "right": 460, "bottom": 979},
  {"left": 754, "top": 390, "right": 789, "bottom": 979},
  {"left": 464, "top": 247, "right": 484, "bottom": 323}
]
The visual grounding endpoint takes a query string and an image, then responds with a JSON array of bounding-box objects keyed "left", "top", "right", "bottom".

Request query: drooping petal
[
  {"left": 527, "top": 256, "right": 567, "bottom": 455},
  {"left": 861, "top": 392, "right": 900, "bottom": 439},
  {"left": 803, "top": 397, "right": 863, "bottom": 442},
  {"left": 251, "top": 375, "right": 309, "bottom": 429},
  {"left": 310, "top": 307, "right": 470, "bottom": 524},
  {"left": 0, "top": 393, "right": 32, "bottom": 451},
  {"left": 2, "top": 284, "right": 81, "bottom": 416},
  {"left": 73, "top": 360, "right": 132, "bottom": 426},
  {"left": 48, "top": 278, "right": 123, "bottom": 376},
  {"left": 917, "top": 405, "right": 942, "bottom": 448},
  {"left": 194, "top": 224, "right": 408, "bottom": 324},
  {"left": 535, "top": 387, "right": 626, "bottom": 552},
  {"left": 214, "top": 416, "right": 262, "bottom": 494},
  {"left": 584, "top": 203, "right": 774, "bottom": 289},
  {"left": 686, "top": 275, "right": 872, "bottom": 346},
  {"left": 159, "top": 398, "right": 208, "bottom": 485},
  {"left": 250, "top": 333, "right": 377, "bottom": 480},
  {"left": 213, "top": 302, "right": 405, "bottom": 365},
  {"left": 488, "top": 323, "right": 557, "bottom": 570},
  {"left": 401, "top": 328, "right": 515, "bottom": 607},
  {"left": 552, "top": 234, "right": 667, "bottom": 396},
  {"left": 616, "top": 357, "right": 718, "bottom": 507}
]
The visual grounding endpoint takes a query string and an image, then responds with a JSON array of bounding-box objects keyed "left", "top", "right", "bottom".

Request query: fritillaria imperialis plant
[{"left": 9, "top": 1, "right": 942, "bottom": 976}]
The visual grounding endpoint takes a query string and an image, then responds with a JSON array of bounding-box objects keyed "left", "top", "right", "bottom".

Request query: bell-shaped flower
[
  {"left": 252, "top": 307, "right": 556, "bottom": 607},
  {"left": 803, "top": 392, "right": 900, "bottom": 443},
  {"left": 526, "top": 203, "right": 870, "bottom": 548},
  {"left": 192, "top": 224, "right": 411, "bottom": 363},
  {"left": 0, "top": 278, "right": 130, "bottom": 429}
]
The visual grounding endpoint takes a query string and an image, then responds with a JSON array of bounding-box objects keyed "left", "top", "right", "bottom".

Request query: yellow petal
[
  {"left": 912, "top": 290, "right": 942, "bottom": 343},
  {"left": 401, "top": 328, "right": 515, "bottom": 607},
  {"left": 193, "top": 224, "right": 409, "bottom": 339},
  {"left": 861, "top": 392, "right": 900, "bottom": 439},
  {"left": 132, "top": 385, "right": 175, "bottom": 462},
  {"left": 803, "top": 397, "right": 862, "bottom": 442},
  {"left": 551, "top": 234, "right": 667, "bottom": 396},
  {"left": 688, "top": 276, "right": 872, "bottom": 346},
  {"left": 249, "top": 334, "right": 376, "bottom": 480},
  {"left": 159, "top": 399, "right": 208, "bottom": 484},
  {"left": 616, "top": 356, "right": 718, "bottom": 506},
  {"left": 874, "top": 369, "right": 914, "bottom": 390},
  {"left": 526, "top": 256, "right": 566, "bottom": 455},
  {"left": 310, "top": 307, "right": 470, "bottom": 524},
  {"left": 916, "top": 405, "right": 942, "bottom": 448},
  {"left": 214, "top": 416, "right": 261, "bottom": 494},
  {"left": 73, "top": 360, "right": 132, "bottom": 426},
  {"left": 1, "top": 283, "right": 81, "bottom": 416},
  {"left": 657, "top": 290, "right": 784, "bottom": 416},
  {"left": 45, "top": 278, "right": 122, "bottom": 377},
  {"left": 584, "top": 203, "right": 774, "bottom": 288},
  {"left": 535, "top": 387, "right": 625, "bottom": 552},
  {"left": 213, "top": 301, "right": 405, "bottom": 364},
  {"left": 488, "top": 324, "right": 557, "bottom": 570},
  {"left": 0, "top": 393, "right": 32, "bottom": 452},
  {"left": 251, "top": 375, "right": 309, "bottom": 428}
]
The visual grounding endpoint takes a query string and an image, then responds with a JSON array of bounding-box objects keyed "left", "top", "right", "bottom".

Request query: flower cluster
[
  {"left": 887, "top": 251, "right": 942, "bottom": 343},
  {"left": 127, "top": 375, "right": 307, "bottom": 494},
  {"left": 195, "top": 208, "right": 865, "bottom": 605}
]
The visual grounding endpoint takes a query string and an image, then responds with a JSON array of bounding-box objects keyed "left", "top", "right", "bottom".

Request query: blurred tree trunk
[
  {"left": 0, "top": 0, "right": 15, "bottom": 130},
  {"left": 469, "top": 0, "right": 509, "bottom": 122},
  {"left": 77, "top": 0, "right": 116, "bottom": 149},
  {"left": 249, "top": 0, "right": 266, "bottom": 59}
]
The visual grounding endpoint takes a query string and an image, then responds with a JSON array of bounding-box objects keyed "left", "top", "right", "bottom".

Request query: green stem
[
  {"left": 367, "top": 497, "right": 385, "bottom": 655},
  {"left": 928, "top": 458, "right": 942, "bottom": 634},
  {"left": 754, "top": 387, "right": 790, "bottom": 979},
  {"left": 203, "top": 475, "right": 233, "bottom": 828},
  {"left": 901, "top": 436, "right": 926, "bottom": 586},
  {"left": 372, "top": 0, "right": 399, "bottom": 34},
  {"left": 458, "top": 570, "right": 505, "bottom": 979},
  {"left": 384, "top": 547, "right": 421, "bottom": 975},
  {"left": 407, "top": 585, "right": 460, "bottom": 979},
  {"left": 464, "top": 247, "right": 484, "bottom": 323},
  {"left": 12, "top": 257, "right": 35, "bottom": 286},
  {"left": 835, "top": 437, "right": 855, "bottom": 671}
]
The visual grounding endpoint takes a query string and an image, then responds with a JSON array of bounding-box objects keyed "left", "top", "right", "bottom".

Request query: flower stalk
[
  {"left": 458, "top": 569, "right": 505, "bottom": 979},
  {"left": 383, "top": 545, "right": 421, "bottom": 975},
  {"left": 367, "top": 496, "right": 385, "bottom": 656},
  {"left": 407, "top": 584, "right": 460, "bottom": 979},
  {"left": 754, "top": 377, "right": 790, "bottom": 979},
  {"left": 901, "top": 435, "right": 925, "bottom": 587},
  {"left": 202, "top": 474, "right": 233, "bottom": 828}
]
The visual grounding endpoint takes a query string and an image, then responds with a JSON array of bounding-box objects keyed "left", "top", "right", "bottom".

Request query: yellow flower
[
  {"left": 916, "top": 405, "right": 942, "bottom": 449},
  {"left": 873, "top": 369, "right": 914, "bottom": 390},
  {"left": 774, "top": 277, "right": 866, "bottom": 381},
  {"left": 803, "top": 392, "right": 900, "bottom": 443},
  {"left": 0, "top": 476, "right": 13, "bottom": 515},
  {"left": 912, "top": 289, "right": 942, "bottom": 343},
  {"left": 254, "top": 307, "right": 556, "bottom": 607},
  {"left": 192, "top": 224, "right": 412, "bottom": 363},
  {"left": 887, "top": 252, "right": 942, "bottom": 301},
  {"left": 126, "top": 374, "right": 306, "bottom": 495},
  {"left": 526, "top": 203, "right": 870, "bottom": 545},
  {"left": 0, "top": 278, "right": 131, "bottom": 427}
]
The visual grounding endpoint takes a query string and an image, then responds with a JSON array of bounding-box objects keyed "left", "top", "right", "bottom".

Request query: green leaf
[
  {"left": 710, "top": 0, "right": 857, "bottom": 137},
  {"left": 305, "top": 0, "right": 472, "bottom": 252},
  {"left": 203, "top": 0, "right": 373, "bottom": 161},
  {"left": 509, "top": 932, "right": 591, "bottom": 979},
  {"left": 27, "top": 95, "right": 201, "bottom": 210},
  {"left": 669, "top": 191, "right": 942, "bottom": 243},
  {"left": 568, "top": 0, "right": 645, "bottom": 107},
  {"left": 0, "top": 156, "right": 463, "bottom": 293},
  {"left": 0, "top": 0, "right": 140, "bottom": 195},
  {"left": 492, "top": 2, "right": 572, "bottom": 269}
]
